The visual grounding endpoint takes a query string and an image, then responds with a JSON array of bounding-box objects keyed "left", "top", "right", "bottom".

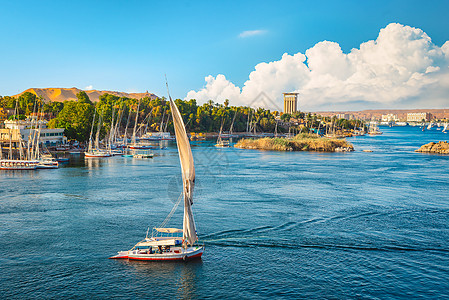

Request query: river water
[{"left": 1, "top": 126, "right": 448, "bottom": 299}]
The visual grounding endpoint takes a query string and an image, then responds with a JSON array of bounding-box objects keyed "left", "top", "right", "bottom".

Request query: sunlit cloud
[
  {"left": 84, "top": 85, "right": 93, "bottom": 90},
  {"left": 188, "top": 23, "right": 449, "bottom": 110},
  {"left": 238, "top": 29, "right": 267, "bottom": 38}
]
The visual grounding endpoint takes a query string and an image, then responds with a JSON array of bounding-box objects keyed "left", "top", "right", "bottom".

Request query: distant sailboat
[
  {"left": 110, "top": 84, "right": 204, "bottom": 261},
  {"left": 215, "top": 121, "right": 230, "bottom": 147},
  {"left": 85, "top": 108, "right": 111, "bottom": 158},
  {"left": 442, "top": 123, "right": 448, "bottom": 133},
  {"left": 368, "top": 122, "right": 383, "bottom": 135}
]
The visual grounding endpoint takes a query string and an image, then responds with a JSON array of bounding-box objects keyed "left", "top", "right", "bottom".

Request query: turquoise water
[{"left": 1, "top": 126, "right": 448, "bottom": 298}]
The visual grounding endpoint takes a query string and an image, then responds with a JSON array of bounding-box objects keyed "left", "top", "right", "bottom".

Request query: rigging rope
[{"left": 152, "top": 192, "right": 183, "bottom": 236}]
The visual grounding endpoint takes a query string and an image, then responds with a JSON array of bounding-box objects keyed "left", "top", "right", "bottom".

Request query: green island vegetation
[
  {"left": 235, "top": 133, "right": 354, "bottom": 152},
  {"left": 0, "top": 92, "right": 365, "bottom": 144}
]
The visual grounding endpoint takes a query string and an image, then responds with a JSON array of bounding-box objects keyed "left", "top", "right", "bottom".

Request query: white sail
[{"left": 169, "top": 98, "right": 197, "bottom": 246}]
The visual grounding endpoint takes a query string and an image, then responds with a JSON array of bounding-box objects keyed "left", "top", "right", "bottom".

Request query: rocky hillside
[{"left": 13, "top": 87, "right": 158, "bottom": 102}]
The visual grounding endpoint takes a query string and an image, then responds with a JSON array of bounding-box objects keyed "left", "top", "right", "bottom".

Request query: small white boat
[
  {"left": 84, "top": 150, "right": 111, "bottom": 158},
  {"left": 69, "top": 150, "right": 82, "bottom": 154},
  {"left": 37, "top": 154, "right": 59, "bottom": 169},
  {"left": 128, "top": 144, "right": 154, "bottom": 150},
  {"left": 215, "top": 122, "right": 231, "bottom": 147},
  {"left": 368, "top": 122, "right": 383, "bottom": 135},
  {"left": 133, "top": 153, "right": 154, "bottom": 159}
]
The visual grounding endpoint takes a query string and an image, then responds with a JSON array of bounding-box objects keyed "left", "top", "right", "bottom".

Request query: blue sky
[{"left": 1, "top": 0, "right": 449, "bottom": 109}]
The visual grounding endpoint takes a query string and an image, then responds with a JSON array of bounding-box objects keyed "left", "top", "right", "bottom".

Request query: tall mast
[
  {"left": 246, "top": 108, "right": 251, "bottom": 133},
  {"left": 114, "top": 107, "right": 123, "bottom": 145},
  {"left": 229, "top": 110, "right": 237, "bottom": 134},
  {"left": 123, "top": 105, "right": 132, "bottom": 146},
  {"left": 88, "top": 108, "right": 97, "bottom": 152},
  {"left": 34, "top": 104, "right": 43, "bottom": 160},
  {"left": 9, "top": 129, "right": 12, "bottom": 159},
  {"left": 95, "top": 110, "right": 102, "bottom": 150},
  {"left": 143, "top": 108, "right": 153, "bottom": 135},
  {"left": 27, "top": 99, "right": 38, "bottom": 159},
  {"left": 108, "top": 105, "right": 116, "bottom": 151},
  {"left": 131, "top": 99, "right": 141, "bottom": 145}
]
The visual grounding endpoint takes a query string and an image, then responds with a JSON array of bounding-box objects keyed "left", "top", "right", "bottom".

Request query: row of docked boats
[{"left": 83, "top": 100, "right": 172, "bottom": 158}]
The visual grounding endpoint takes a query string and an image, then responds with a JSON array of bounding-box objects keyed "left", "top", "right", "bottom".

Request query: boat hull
[
  {"left": 110, "top": 246, "right": 204, "bottom": 261},
  {"left": 0, "top": 160, "right": 39, "bottom": 170},
  {"left": 128, "top": 145, "right": 154, "bottom": 150},
  {"left": 84, "top": 152, "right": 111, "bottom": 158}
]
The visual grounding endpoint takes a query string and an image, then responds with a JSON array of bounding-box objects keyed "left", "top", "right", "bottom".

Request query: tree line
[
  {"left": 1, "top": 92, "right": 282, "bottom": 142},
  {"left": 1, "top": 92, "right": 365, "bottom": 142}
]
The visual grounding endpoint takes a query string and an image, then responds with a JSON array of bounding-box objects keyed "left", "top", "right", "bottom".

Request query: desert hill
[{"left": 13, "top": 87, "right": 158, "bottom": 102}]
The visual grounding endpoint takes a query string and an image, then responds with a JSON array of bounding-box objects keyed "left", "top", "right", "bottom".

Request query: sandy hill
[{"left": 13, "top": 87, "right": 158, "bottom": 102}]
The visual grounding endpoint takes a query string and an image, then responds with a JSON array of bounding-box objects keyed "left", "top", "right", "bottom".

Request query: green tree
[
  {"left": 76, "top": 91, "right": 92, "bottom": 104},
  {"left": 48, "top": 100, "right": 95, "bottom": 142}
]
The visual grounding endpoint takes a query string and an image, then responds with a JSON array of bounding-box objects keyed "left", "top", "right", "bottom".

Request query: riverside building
[
  {"left": 0, "top": 118, "right": 67, "bottom": 146},
  {"left": 407, "top": 112, "right": 432, "bottom": 122},
  {"left": 283, "top": 92, "right": 299, "bottom": 114}
]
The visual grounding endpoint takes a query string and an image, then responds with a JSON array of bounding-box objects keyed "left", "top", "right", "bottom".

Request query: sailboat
[
  {"left": 215, "top": 121, "right": 230, "bottom": 147},
  {"left": 85, "top": 108, "right": 111, "bottom": 158},
  {"left": 442, "top": 123, "right": 448, "bottom": 133},
  {"left": 368, "top": 121, "right": 383, "bottom": 135},
  {"left": 109, "top": 96, "right": 204, "bottom": 261}
]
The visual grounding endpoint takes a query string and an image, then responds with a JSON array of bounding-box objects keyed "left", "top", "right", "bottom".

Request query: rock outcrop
[{"left": 415, "top": 141, "right": 449, "bottom": 154}]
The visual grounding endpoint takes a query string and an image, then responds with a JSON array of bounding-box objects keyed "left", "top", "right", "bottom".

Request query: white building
[
  {"left": 336, "top": 113, "right": 355, "bottom": 120},
  {"left": 407, "top": 112, "right": 432, "bottom": 122},
  {"left": 381, "top": 114, "right": 399, "bottom": 122},
  {"left": 2, "top": 118, "right": 67, "bottom": 146}
]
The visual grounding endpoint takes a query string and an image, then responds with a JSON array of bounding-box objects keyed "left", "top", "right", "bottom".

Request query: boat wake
[{"left": 205, "top": 238, "right": 449, "bottom": 253}]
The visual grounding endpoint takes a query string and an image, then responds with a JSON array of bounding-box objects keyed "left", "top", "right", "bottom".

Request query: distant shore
[{"left": 234, "top": 134, "right": 354, "bottom": 152}]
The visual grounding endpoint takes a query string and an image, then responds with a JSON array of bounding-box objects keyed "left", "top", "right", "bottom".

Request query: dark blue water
[{"left": 1, "top": 126, "right": 448, "bottom": 298}]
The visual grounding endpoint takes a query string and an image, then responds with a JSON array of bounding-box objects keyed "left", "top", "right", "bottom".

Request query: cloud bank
[{"left": 186, "top": 23, "right": 449, "bottom": 110}]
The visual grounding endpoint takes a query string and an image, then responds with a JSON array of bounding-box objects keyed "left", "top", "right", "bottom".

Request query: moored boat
[
  {"left": 37, "top": 154, "right": 59, "bottom": 169},
  {"left": 0, "top": 159, "right": 39, "bottom": 170}
]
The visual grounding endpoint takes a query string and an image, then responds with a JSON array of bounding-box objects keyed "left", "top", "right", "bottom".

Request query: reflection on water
[
  {"left": 1, "top": 127, "right": 449, "bottom": 298},
  {"left": 117, "top": 259, "right": 203, "bottom": 299}
]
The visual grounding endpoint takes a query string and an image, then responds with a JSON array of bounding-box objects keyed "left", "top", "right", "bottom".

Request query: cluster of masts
[
  {"left": 84, "top": 99, "right": 174, "bottom": 158},
  {"left": 0, "top": 99, "right": 59, "bottom": 170}
]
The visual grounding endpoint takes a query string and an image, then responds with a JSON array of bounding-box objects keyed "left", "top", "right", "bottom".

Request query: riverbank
[
  {"left": 415, "top": 141, "right": 449, "bottom": 154},
  {"left": 234, "top": 134, "right": 354, "bottom": 152}
]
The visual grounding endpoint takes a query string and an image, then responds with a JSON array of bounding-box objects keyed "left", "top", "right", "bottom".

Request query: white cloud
[
  {"left": 187, "top": 23, "right": 449, "bottom": 110},
  {"left": 84, "top": 85, "right": 93, "bottom": 90},
  {"left": 186, "top": 74, "right": 241, "bottom": 104},
  {"left": 238, "top": 30, "right": 267, "bottom": 38}
]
